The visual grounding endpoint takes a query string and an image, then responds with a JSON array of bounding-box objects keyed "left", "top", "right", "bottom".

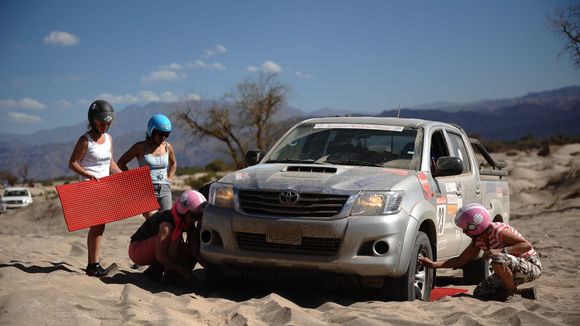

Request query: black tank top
[{"left": 130, "top": 210, "right": 175, "bottom": 243}]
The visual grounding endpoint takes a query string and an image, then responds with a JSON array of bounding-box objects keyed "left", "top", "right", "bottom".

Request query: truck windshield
[
  {"left": 266, "top": 123, "right": 420, "bottom": 169},
  {"left": 5, "top": 190, "right": 28, "bottom": 197}
]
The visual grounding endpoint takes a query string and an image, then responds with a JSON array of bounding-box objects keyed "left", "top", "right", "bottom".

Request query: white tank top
[{"left": 79, "top": 132, "right": 112, "bottom": 180}]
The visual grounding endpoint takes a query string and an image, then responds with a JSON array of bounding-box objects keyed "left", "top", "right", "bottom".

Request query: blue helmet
[{"left": 147, "top": 114, "right": 172, "bottom": 137}]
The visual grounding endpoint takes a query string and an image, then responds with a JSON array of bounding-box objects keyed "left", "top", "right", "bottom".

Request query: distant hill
[
  {"left": 379, "top": 86, "right": 580, "bottom": 140},
  {"left": 1, "top": 86, "right": 579, "bottom": 181}
]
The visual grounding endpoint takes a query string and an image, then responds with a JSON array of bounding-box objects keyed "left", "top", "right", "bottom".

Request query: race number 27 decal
[{"left": 436, "top": 205, "right": 446, "bottom": 236}]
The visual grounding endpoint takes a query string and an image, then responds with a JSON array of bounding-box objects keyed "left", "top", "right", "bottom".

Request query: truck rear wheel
[{"left": 381, "top": 231, "right": 433, "bottom": 301}]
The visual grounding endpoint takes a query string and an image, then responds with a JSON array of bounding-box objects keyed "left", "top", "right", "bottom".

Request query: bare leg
[
  {"left": 168, "top": 239, "right": 181, "bottom": 261},
  {"left": 88, "top": 224, "right": 105, "bottom": 264},
  {"left": 491, "top": 262, "right": 515, "bottom": 290},
  {"left": 143, "top": 210, "right": 156, "bottom": 219}
]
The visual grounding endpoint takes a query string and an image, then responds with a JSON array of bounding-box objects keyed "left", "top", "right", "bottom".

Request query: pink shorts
[{"left": 128, "top": 237, "right": 158, "bottom": 266}]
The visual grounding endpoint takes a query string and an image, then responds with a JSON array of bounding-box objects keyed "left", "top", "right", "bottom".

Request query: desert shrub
[
  {"left": 205, "top": 160, "right": 232, "bottom": 172},
  {"left": 550, "top": 134, "right": 580, "bottom": 145},
  {"left": 175, "top": 166, "right": 204, "bottom": 176},
  {"left": 44, "top": 189, "right": 59, "bottom": 200},
  {"left": 0, "top": 170, "right": 18, "bottom": 186},
  {"left": 185, "top": 173, "right": 219, "bottom": 190},
  {"left": 478, "top": 133, "right": 580, "bottom": 154},
  {"left": 537, "top": 145, "right": 551, "bottom": 157}
]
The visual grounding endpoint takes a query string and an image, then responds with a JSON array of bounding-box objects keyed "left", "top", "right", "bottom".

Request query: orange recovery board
[
  {"left": 429, "top": 287, "right": 469, "bottom": 301},
  {"left": 56, "top": 166, "right": 160, "bottom": 232}
]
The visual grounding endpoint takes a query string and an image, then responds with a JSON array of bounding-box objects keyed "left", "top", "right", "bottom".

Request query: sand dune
[{"left": 1, "top": 144, "right": 579, "bottom": 325}]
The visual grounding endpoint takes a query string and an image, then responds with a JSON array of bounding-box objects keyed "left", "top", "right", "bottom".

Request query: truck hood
[{"left": 220, "top": 164, "right": 416, "bottom": 193}]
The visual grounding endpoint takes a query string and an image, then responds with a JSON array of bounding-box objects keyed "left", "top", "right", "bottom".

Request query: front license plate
[{"left": 266, "top": 226, "right": 302, "bottom": 245}]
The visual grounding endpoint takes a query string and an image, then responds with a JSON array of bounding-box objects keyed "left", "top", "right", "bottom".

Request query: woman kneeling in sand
[
  {"left": 129, "top": 190, "right": 206, "bottom": 283},
  {"left": 418, "top": 203, "right": 542, "bottom": 301}
]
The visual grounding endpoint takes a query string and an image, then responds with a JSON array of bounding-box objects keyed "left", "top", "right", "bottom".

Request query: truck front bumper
[{"left": 200, "top": 205, "right": 415, "bottom": 277}]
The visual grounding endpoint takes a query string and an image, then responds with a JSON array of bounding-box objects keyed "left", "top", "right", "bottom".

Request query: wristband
[{"left": 502, "top": 247, "right": 508, "bottom": 254}]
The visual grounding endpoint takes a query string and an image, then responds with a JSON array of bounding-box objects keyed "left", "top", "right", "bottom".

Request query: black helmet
[
  {"left": 88, "top": 100, "right": 115, "bottom": 124},
  {"left": 87, "top": 100, "right": 115, "bottom": 132}
]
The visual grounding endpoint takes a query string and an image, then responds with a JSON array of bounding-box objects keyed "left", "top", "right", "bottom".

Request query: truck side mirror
[
  {"left": 435, "top": 156, "right": 463, "bottom": 177},
  {"left": 245, "top": 150, "right": 263, "bottom": 166}
]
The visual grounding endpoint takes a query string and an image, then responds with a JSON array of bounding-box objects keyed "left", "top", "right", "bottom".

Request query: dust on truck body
[{"left": 200, "top": 116, "right": 509, "bottom": 301}]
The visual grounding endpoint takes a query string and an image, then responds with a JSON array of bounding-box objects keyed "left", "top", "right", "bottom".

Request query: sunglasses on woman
[{"left": 153, "top": 130, "right": 170, "bottom": 138}]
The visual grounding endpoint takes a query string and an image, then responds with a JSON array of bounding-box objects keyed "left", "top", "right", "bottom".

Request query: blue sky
[{"left": 1, "top": 0, "right": 579, "bottom": 135}]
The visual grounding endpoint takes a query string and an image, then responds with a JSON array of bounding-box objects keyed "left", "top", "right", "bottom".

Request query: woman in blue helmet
[{"left": 118, "top": 114, "right": 177, "bottom": 218}]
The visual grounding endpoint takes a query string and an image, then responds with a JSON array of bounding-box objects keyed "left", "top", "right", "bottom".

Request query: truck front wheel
[
  {"left": 204, "top": 263, "right": 223, "bottom": 293},
  {"left": 381, "top": 231, "right": 433, "bottom": 301}
]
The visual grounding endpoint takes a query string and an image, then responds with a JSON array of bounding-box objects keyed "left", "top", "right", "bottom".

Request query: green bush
[
  {"left": 185, "top": 173, "right": 219, "bottom": 190},
  {"left": 175, "top": 166, "right": 204, "bottom": 176},
  {"left": 205, "top": 160, "right": 233, "bottom": 172},
  {"left": 478, "top": 134, "right": 580, "bottom": 153},
  {"left": 44, "top": 189, "right": 59, "bottom": 200}
]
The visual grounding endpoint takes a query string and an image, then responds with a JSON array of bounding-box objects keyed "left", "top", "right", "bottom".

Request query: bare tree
[
  {"left": 19, "top": 164, "right": 29, "bottom": 185},
  {"left": 548, "top": 4, "right": 580, "bottom": 68},
  {"left": 175, "top": 73, "right": 292, "bottom": 168}
]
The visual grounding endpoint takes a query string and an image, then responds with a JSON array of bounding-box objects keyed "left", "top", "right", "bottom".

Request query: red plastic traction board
[
  {"left": 56, "top": 166, "right": 160, "bottom": 232},
  {"left": 429, "top": 287, "right": 469, "bottom": 301}
]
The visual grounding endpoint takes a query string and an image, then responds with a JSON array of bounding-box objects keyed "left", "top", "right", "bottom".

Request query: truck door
[
  {"left": 429, "top": 129, "right": 463, "bottom": 258},
  {"left": 444, "top": 130, "right": 480, "bottom": 204},
  {"left": 443, "top": 130, "right": 482, "bottom": 250}
]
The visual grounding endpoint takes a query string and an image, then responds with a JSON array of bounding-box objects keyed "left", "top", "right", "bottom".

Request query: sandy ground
[{"left": 1, "top": 144, "right": 579, "bottom": 325}]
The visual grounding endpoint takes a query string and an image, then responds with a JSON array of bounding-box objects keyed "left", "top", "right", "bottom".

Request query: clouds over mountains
[{"left": 1, "top": 85, "right": 579, "bottom": 181}]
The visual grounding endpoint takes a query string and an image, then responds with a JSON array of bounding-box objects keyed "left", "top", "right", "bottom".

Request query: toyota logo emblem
[{"left": 279, "top": 190, "right": 300, "bottom": 205}]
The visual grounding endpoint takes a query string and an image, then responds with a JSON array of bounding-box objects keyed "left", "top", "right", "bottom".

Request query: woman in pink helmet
[
  {"left": 129, "top": 190, "right": 207, "bottom": 283},
  {"left": 418, "top": 203, "right": 542, "bottom": 301}
]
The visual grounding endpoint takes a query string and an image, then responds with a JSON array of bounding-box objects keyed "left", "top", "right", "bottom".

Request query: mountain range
[{"left": 1, "top": 86, "right": 579, "bottom": 181}]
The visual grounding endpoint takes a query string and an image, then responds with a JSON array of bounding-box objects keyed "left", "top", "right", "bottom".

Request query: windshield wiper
[
  {"left": 325, "top": 159, "right": 383, "bottom": 167},
  {"left": 265, "top": 159, "right": 318, "bottom": 164}
]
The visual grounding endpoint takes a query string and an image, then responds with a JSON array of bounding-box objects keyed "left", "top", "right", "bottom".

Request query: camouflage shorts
[{"left": 474, "top": 254, "right": 542, "bottom": 297}]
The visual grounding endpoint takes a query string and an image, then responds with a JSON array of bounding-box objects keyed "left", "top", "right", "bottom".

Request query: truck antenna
[{"left": 396, "top": 103, "right": 401, "bottom": 118}]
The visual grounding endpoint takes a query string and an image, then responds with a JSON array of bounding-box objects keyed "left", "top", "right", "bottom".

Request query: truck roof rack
[{"left": 469, "top": 138, "right": 508, "bottom": 177}]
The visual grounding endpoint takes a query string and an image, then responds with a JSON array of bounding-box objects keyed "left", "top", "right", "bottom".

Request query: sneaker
[
  {"left": 86, "top": 263, "right": 118, "bottom": 277},
  {"left": 476, "top": 287, "right": 513, "bottom": 302},
  {"left": 143, "top": 261, "right": 165, "bottom": 283},
  {"left": 517, "top": 287, "right": 537, "bottom": 300}
]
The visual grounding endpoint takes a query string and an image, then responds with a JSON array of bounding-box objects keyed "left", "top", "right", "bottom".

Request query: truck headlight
[
  {"left": 210, "top": 183, "right": 234, "bottom": 209},
  {"left": 351, "top": 191, "right": 403, "bottom": 216}
]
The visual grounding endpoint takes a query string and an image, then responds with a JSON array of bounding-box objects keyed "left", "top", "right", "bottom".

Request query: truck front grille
[
  {"left": 238, "top": 190, "right": 349, "bottom": 217},
  {"left": 236, "top": 232, "right": 341, "bottom": 256}
]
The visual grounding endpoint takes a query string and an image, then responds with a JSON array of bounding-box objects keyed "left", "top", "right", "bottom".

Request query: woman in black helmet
[{"left": 69, "top": 99, "right": 122, "bottom": 277}]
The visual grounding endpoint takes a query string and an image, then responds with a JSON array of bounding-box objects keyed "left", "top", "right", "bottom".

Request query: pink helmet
[
  {"left": 454, "top": 203, "right": 491, "bottom": 236},
  {"left": 175, "top": 190, "right": 207, "bottom": 215}
]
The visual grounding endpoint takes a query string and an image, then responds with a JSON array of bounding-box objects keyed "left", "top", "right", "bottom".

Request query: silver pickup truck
[{"left": 200, "top": 116, "right": 509, "bottom": 301}]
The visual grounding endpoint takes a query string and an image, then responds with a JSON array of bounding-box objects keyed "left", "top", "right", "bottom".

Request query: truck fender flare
[
  {"left": 487, "top": 198, "right": 508, "bottom": 223},
  {"left": 394, "top": 201, "right": 437, "bottom": 275}
]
